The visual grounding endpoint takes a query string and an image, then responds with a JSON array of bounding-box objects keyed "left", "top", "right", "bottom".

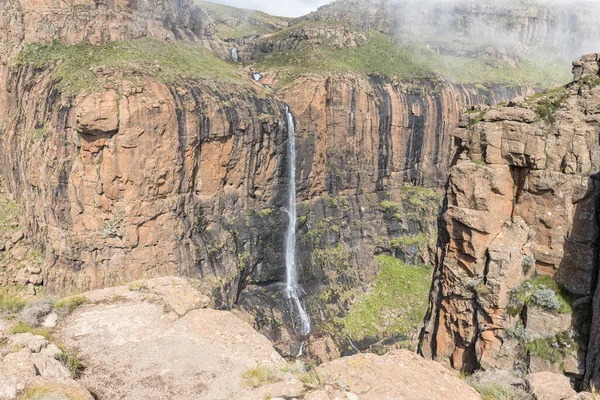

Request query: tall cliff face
[
  {"left": 305, "top": 0, "right": 600, "bottom": 60},
  {"left": 420, "top": 54, "right": 600, "bottom": 385},
  {"left": 0, "top": 0, "right": 596, "bottom": 358},
  {"left": 280, "top": 74, "right": 533, "bottom": 189}
]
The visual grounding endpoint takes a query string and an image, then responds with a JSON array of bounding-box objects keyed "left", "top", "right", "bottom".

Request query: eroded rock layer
[
  {"left": 0, "top": 0, "right": 582, "bottom": 356},
  {"left": 421, "top": 54, "right": 600, "bottom": 386}
]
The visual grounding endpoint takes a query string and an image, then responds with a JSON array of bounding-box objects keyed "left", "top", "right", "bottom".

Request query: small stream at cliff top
[{"left": 284, "top": 107, "right": 311, "bottom": 338}]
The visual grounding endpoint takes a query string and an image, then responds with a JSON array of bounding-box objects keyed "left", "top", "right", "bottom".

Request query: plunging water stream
[
  {"left": 231, "top": 48, "right": 239, "bottom": 62},
  {"left": 284, "top": 107, "right": 311, "bottom": 337}
]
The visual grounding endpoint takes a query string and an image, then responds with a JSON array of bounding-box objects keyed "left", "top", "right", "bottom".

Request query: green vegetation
[
  {"left": 299, "top": 366, "right": 331, "bottom": 390},
  {"left": 16, "top": 39, "right": 247, "bottom": 96},
  {"left": 399, "top": 185, "right": 440, "bottom": 208},
  {"left": 0, "top": 291, "right": 27, "bottom": 314},
  {"left": 9, "top": 322, "right": 53, "bottom": 340},
  {"left": 20, "top": 381, "right": 88, "bottom": 399},
  {"left": 380, "top": 187, "right": 441, "bottom": 222},
  {"left": 312, "top": 243, "right": 352, "bottom": 273},
  {"left": 390, "top": 233, "right": 432, "bottom": 250},
  {"left": 467, "top": 110, "right": 486, "bottom": 129},
  {"left": 55, "top": 351, "right": 85, "bottom": 379},
  {"left": 255, "top": 27, "right": 570, "bottom": 88},
  {"left": 32, "top": 126, "right": 49, "bottom": 142},
  {"left": 524, "top": 331, "right": 574, "bottom": 365},
  {"left": 195, "top": 0, "right": 288, "bottom": 40},
  {"left": 580, "top": 75, "right": 600, "bottom": 88},
  {"left": 340, "top": 255, "right": 432, "bottom": 341},
  {"left": 380, "top": 199, "right": 400, "bottom": 218},
  {"left": 241, "top": 365, "right": 280, "bottom": 387},
  {"left": 20, "top": 386, "right": 54, "bottom": 400},
  {"left": 53, "top": 295, "right": 89, "bottom": 315},
  {"left": 0, "top": 192, "right": 18, "bottom": 243},
  {"left": 128, "top": 281, "right": 148, "bottom": 291},
  {"left": 507, "top": 275, "right": 572, "bottom": 316},
  {"left": 533, "top": 86, "right": 569, "bottom": 124},
  {"left": 473, "top": 383, "right": 524, "bottom": 400}
]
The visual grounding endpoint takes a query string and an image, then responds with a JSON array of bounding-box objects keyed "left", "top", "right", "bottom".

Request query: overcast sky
[{"left": 207, "top": 0, "right": 333, "bottom": 17}]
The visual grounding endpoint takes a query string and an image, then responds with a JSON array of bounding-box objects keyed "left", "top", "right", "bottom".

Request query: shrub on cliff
[
  {"left": 532, "top": 286, "right": 562, "bottom": 310},
  {"left": 524, "top": 331, "right": 575, "bottom": 366},
  {"left": 507, "top": 275, "right": 571, "bottom": 316}
]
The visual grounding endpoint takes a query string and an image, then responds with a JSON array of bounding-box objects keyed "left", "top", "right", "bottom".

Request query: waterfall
[
  {"left": 252, "top": 73, "right": 263, "bottom": 81},
  {"left": 231, "top": 48, "right": 239, "bottom": 62},
  {"left": 284, "top": 107, "right": 311, "bottom": 337}
]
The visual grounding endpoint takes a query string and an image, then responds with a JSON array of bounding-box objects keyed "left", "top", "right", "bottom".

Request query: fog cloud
[{"left": 206, "top": 0, "right": 331, "bottom": 17}]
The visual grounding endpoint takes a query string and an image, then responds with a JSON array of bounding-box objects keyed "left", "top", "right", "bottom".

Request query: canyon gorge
[{"left": 1, "top": 0, "right": 600, "bottom": 398}]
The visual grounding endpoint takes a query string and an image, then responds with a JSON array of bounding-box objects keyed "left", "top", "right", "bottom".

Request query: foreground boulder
[
  {"left": 55, "top": 278, "right": 284, "bottom": 399},
  {"left": 311, "top": 350, "right": 481, "bottom": 400},
  {"left": 527, "top": 372, "right": 576, "bottom": 400},
  {"left": 0, "top": 276, "right": 476, "bottom": 400},
  {"left": 0, "top": 332, "right": 93, "bottom": 400}
]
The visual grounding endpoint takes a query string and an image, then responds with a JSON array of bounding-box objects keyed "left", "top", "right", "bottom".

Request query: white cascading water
[
  {"left": 231, "top": 48, "right": 239, "bottom": 62},
  {"left": 284, "top": 107, "right": 311, "bottom": 337}
]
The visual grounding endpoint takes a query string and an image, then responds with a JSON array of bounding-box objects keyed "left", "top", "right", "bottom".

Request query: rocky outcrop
[
  {"left": 0, "top": 330, "right": 94, "bottom": 400},
  {"left": 0, "top": 0, "right": 208, "bottom": 58},
  {"left": 0, "top": 277, "right": 482, "bottom": 400},
  {"left": 527, "top": 372, "right": 577, "bottom": 400},
  {"left": 58, "top": 280, "right": 288, "bottom": 400},
  {"left": 1, "top": 0, "right": 594, "bottom": 360},
  {"left": 420, "top": 54, "right": 600, "bottom": 386},
  {"left": 305, "top": 0, "right": 600, "bottom": 60},
  {"left": 281, "top": 74, "right": 533, "bottom": 189},
  {"left": 312, "top": 349, "right": 481, "bottom": 400}
]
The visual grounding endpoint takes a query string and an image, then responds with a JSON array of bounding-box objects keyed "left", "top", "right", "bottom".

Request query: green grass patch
[
  {"left": 55, "top": 351, "right": 85, "bottom": 379},
  {"left": 467, "top": 110, "right": 486, "bottom": 129},
  {"left": 340, "top": 255, "right": 432, "bottom": 341},
  {"left": 15, "top": 39, "right": 248, "bottom": 96},
  {"left": 128, "top": 281, "right": 148, "bottom": 291},
  {"left": 299, "top": 366, "right": 331, "bottom": 390},
  {"left": 380, "top": 199, "right": 400, "bottom": 216},
  {"left": 473, "top": 383, "right": 523, "bottom": 400},
  {"left": 53, "top": 295, "right": 89, "bottom": 315},
  {"left": 390, "top": 233, "right": 432, "bottom": 249},
  {"left": 241, "top": 365, "right": 280, "bottom": 387},
  {"left": 524, "top": 331, "right": 574, "bottom": 366},
  {"left": 20, "top": 387, "right": 54, "bottom": 400},
  {"left": 20, "top": 383, "right": 91, "bottom": 400},
  {"left": 0, "top": 191, "right": 18, "bottom": 240},
  {"left": 196, "top": 1, "right": 289, "bottom": 40},
  {"left": 255, "top": 28, "right": 570, "bottom": 88},
  {"left": 9, "top": 321, "right": 53, "bottom": 340},
  {"left": 507, "top": 275, "right": 572, "bottom": 316},
  {"left": 0, "top": 292, "right": 27, "bottom": 314},
  {"left": 534, "top": 87, "right": 569, "bottom": 124},
  {"left": 400, "top": 185, "right": 441, "bottom": 208},
  {"left": 9, "top": 321, "right": 85, "bottom": 380}
]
